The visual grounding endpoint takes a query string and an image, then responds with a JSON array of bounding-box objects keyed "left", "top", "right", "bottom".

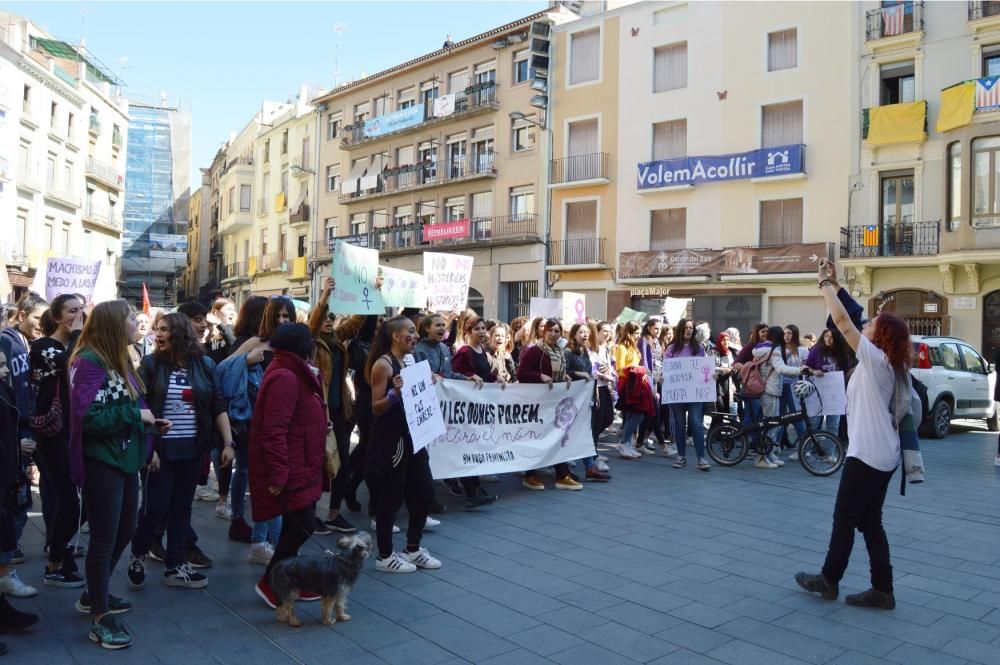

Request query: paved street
[{"left": 8, "top": 422, "right": 1000, "bottom": 665}]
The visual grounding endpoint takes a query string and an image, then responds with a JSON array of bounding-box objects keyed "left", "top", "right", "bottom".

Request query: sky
[{"left": 7, "top": 0, "right": 546, "bottom": 180}]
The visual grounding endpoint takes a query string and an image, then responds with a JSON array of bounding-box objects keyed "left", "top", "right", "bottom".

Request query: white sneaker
[
  {"left": 598, "top": 455, "right": 609, "bottom": 462},
  {"left": 618, "top": 443, "right": 641, "bottom": 459},
  {"left": 766, "top": 452, "right": 785, "bottom": 467},
  {"left": 425, "top": 516, "right": 441, "bottom": 530},
  {"left": 248, "top": 543, "right": 274, "bottom": 565},
  {"left": 376, "top": 552, "right": 417, "bottom": 574},
  {"left": 0, "top": 570, "right": 37, "bottom": 598},
  {"left": 787, "top": 451, "right": 799, "bottom": 462},
  {"left": 195, "top": 486, "right": 219, "bottom": 502},
  {"left": 215, "top": 501, "right": 233, "bottom": 521},
  {"left": 662, "top": 443, "right": 679, "bottom": 458},
  {"left": 594, "top": 458, "right": 611, "bottom": 473},
  {"left": 400, "top": 547, "right": 442, "bottom": 569},
  {"left": 638, "top": 442, "right": 656, "bottom": 455},
  {"left": 754, "top": 455, "right": 778, "bottom": 469},
  {"left": 371, "top": 520, "right": 400, "bottom": 534}
]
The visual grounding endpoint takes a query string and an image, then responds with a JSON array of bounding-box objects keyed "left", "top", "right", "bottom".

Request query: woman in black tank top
[{"left": 365, "top": 316, "right": 442, "bottom": 574}]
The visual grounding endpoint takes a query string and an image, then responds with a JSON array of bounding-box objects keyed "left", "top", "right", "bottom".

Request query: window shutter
[
  {"left": 449, "top": 69, "right": 470, "bottom": 94},
  {"left": 568, "top": 119, "right": 599, "bottom": 157},
  {"left": 653, "top": 43, "right": 687, "bottom": 92},
  {"left": 471, "top": 192, "right": 493, "bottom": 220},
  {"left": 396, "top": 145, "right": 415, "bottom": 165},
  {"left": 566, "top": 200, "right": 597, "bottom": 239},
  {"left": 650, "top": 209, "right": 686, "bottom": 250},
  {"left": 761, "top": 100, "right": 803, "bottom": 147},
  {"left": 767, "top": 29, "right": 797, "bottom": 72},
  {"left": 652, "top": 119, "right": 687, "bottom": 160},
  {"left": 760, "top": 199, "right": 803, "bottom": 246},
  {"left": 570, "top": 29, "right": 600, "bottom": 84},
  {"left": 240, "top": 184, "right": 251, "bottom": 211}
]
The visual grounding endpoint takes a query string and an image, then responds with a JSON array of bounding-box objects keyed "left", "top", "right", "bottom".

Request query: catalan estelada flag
[{"left": 863, "top": 225, "right": 879, "bottom": 247}]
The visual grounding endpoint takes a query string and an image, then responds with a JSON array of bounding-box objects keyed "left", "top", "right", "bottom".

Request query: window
[
  {"left": 761, "top": 100, "right": 803, "bottom": 147},
  {"left": 418, "top": 142, "right": 437, "bottom": 180},
  {"left": 43, "top": 219, "right": 54, "bottom": 251},
  {"left": 243, "top": 239, "right": 250, "bottom": 263},
  {"left": 281, "top": 170, "right": 289, "bottom": 199},
  {"left": 880, "top": 61, "right": 915, "bottom": 105},
  {"left": 22, "top": 84, "right": 30, "bottom": 114},
  {"left": 373, "top": 96, "right": 389, "bottom": 117},
  {"left": 570, "top": 28, "right": 600, "bottom": 85},
  {"left": 510, "top": 186, "right": 535, "bottom": 219},
  {"left": 421, "top": 80, "right": 439, "bottom": 109},
  {"left": 513, "top": 49, "right": 530, "bottom": 84},
  {"left": 278, "top": 226, "right": 288, "bottom": 261},
  {"left": 297, "top": 234, "right": 307, "bottom": 258},
  {"left": 240, "top": 184, "right": 251, "bottom": 211},
  {"left": 471, "top": 127, "right": 494, "bottom": 173},
  {"left": 281, "top": 130, "right": 288, "bottom": 155},
  {"left": 397, "top": 87, "right": 415, "bottom": 109},
  {"left": 46, "top": 156, "right": 56, "bottom": 189},
  {"left": 960, "top": 345, "right": 987, "bottom": 373},
  {"left": 937, "top": 343, "right": 962, "bottom": 371},
  {"left": 61, "top": 224, "right": 70, "bottom": 255},
  {"left": 63, "top": 162, "right": 72, "bottom": 189},
  {"left": 767, "top": 29, "right": 797, "bottom": 72},
  {"left": 326, "top": 164, "right": 340, "bottom": 192},
  {"left": 974, "top": 137, "right": 1000, "bottom": 220},
  {"left": 14, "top": 214, "right": 26, "bottom": 254},
  {"left": 512, "top": 115, "right": 537, "bottom": 151},
  {"left": 878, "top": 172, "right": 914, "bottom": 230},
  {"left": 394, "top": 204, "right": 412, "bottom": 227},
  {"left": 444, "top": 196, "right": 465, "bottom": 221},
  {"left": 948, "top": 141, "right": 961, "bottom": 227},
  {"left": 653, "top": 43, "right": 687, "bottom": 92},
  {"left": 354, "top": 102, "right": 370, "bottom": 124},
  {"left": 260, "top": 231, "right": 268, "bottom": 257},
  {"left": 471, "top": 192, "right": 493, "bottom": 223},
  {"left": 446, "top": 134, "right": 466, "bottom": 177},
  {"left": 350, "top": 212, "right": 367, "bottom": 235},
  {"left": 983, "top": 45, "right": 1000, "bottom": 77},
  {"left": 228, "top": 186, "right": 236, "bottom": 214},
  {"left": 301, "top": 136, "right": 310, "bottom": 168},
  {"left": 67, "top": 112, "right": 74, "bottom": 138},
  {"left": 326, "top": 112, "right": 341, "bottom": 140},
  {"left": 502, "top": 281, "right": 538, "bottom": 320},
  {"left": 652, "top": 119, "right": 687, "bottom": 160},
  {"left": 650, "top": 208, "right": 686, "bottom": 250},
  {"left": 417, "top": 201, "right": 435, "bottom": 226},
  {"left": 50, "top": 101, "right": 57, "bottom": 128},
  {"left": 759, "top": 198, "right": 803, "bottom": 246},
  {"left": 325, "top": 217, "right": 338, "bottom": 246},
  {"left": 263, "top": 139, "right": 270, "bottom": 164},
  {"left": 567, "top": 119, "right": 599, "bottom": 180},
  {"left": 566, "top": 200, "right": 597, "bottom": 240}
]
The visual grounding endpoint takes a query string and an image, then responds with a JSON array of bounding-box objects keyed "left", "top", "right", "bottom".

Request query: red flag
[{"left": 142, "top": 283, "right": 151, "bottom": 316}]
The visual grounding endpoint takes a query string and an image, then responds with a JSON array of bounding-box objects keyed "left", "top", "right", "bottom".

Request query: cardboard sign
[
  {"left": 379, "top": 265, "right": 427, "bottom": 309},
  {"left": 400, "top": 360, "right": 447, "bottom": 453},
  {"left": 562, "top": 292, "right": 587, "bottom": 325},
  {"left": 428, "top": 380, "right": 594, "bottom": 478},
  {"left": 803, "top": 371, "right": 848, "bottom": 417},
  {"left": 329, "top": 240, "right": 385, "bottom": 314},
  {"left": 616, "top": 307, "right": 649, "bottom": 324},
  {"left": 661, "top": 356, "right": 716, "bottom": 404},
  {"left": 529, "top": 297, "right": 562, "bottom": 321},
  {"left": 40, "top": 257, "right": 103, "bottom": 303},
  {"left": 423, "top": 252, "right": 473, "bottom": 312}
]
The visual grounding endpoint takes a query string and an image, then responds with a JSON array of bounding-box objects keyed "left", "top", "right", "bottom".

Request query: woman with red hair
[{"left": 796, "top": 259, "right": 909, "bottom": 611}]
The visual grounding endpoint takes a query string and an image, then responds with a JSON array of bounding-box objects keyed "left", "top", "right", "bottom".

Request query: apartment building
[
  {"left": 579, "top": 1, "right": 859, "bottom": 335},
  {"left": 841, "top": 1, "right": 1000, "bottom": 361},
  {"left": 313, "top": 7, "right": 578, "bottom": 319},
  {"left": 248, "top": 90, "right": 317, "bottom": 298},
  {"left": 184, "top": 170, "right": 211, "bottom": 301},
  {"left": 0, "top": 11, "right": 128, "bottom": 300}
]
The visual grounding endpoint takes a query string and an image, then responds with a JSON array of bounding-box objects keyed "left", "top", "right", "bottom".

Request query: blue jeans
[
  {"left": 620, "top": 412, "right": 644, "bottom": 446},
  {"left": 670, "top": 403, "right": 705, "bottom": 459},
  {"left": 229, "top": 445, "right": 280, "bottom": 544},
  {"left": 810, "top": 414, "right": 841, "bottom": 435},
  {"left": 780, "top": 382, "right": 807, "bottom": 446}
]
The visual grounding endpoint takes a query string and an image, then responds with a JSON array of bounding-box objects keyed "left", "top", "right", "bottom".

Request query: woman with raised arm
[{"left": 796, "top": 258, "right": 908, "bottom": 610}]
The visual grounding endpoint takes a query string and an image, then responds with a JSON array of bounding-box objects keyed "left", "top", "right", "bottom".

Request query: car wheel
[
  {"left": 988, "top": 402, "right": 1000, "bottom": 432},
  {"left": 928, "top": 400, "right": 952, "bottom": 439}
]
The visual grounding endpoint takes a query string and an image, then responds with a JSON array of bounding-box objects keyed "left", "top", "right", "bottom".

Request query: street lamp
[{"left": 508, "top": 110, "right": 546, "bottom": 129}]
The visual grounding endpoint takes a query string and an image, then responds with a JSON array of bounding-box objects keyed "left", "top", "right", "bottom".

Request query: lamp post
[{"left": 509, "top": 110, "right": 553, "bottom": 298}]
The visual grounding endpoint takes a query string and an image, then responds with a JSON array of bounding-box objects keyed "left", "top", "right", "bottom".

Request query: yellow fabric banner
[
  {"left": 291, "top": 256, "right": 308, "bottom": 280},
  {"left": 936, "top": 82, "right": 975, "bottom": 133},
  {"left": 274, "top": 192, "right": 286, "bottom": 212},
  {"left": 866, "top": 101, "right": 927, "bottom": 146},
  {"left": 248, "top": 256, "right": 257, "bottom": 275}
]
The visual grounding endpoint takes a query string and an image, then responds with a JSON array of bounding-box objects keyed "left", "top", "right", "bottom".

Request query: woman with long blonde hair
[{"left": 69, "top": 300, "right": 167, "bottom": 649}]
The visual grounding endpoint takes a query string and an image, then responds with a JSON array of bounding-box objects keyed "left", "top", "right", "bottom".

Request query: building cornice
[{"left": 13, "top": 54, "right": 84, "bottom": 107}]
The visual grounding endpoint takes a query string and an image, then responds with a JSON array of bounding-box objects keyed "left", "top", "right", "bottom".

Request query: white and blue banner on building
[
  {"left": 637, "top": 144, "right": 805, "bottom": 190},
  {"left": 364, "top": 103, "right": 426, "bottom": 138}
]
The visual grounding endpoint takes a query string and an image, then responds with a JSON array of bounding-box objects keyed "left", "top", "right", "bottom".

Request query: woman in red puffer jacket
[{"left": 248, "top": 323, "right": 327, "bottom": 608}]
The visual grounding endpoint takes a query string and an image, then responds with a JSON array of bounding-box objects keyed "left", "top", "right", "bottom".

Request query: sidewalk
[{"left": 8, "top": 423, "right": 1000, "bottom": 664}]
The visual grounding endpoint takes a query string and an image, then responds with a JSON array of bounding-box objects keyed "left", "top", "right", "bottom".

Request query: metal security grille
[{"left": 503, "top": 281, "right": 538, "bottom": 321}]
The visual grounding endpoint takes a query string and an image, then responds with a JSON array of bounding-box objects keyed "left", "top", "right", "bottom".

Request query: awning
[{"left": 341, "top": 157, "right": 371, "bottom": 194}]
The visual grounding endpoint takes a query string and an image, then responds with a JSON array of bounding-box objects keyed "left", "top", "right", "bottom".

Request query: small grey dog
[{"left": 269, "top": 532, "right": 372, "bottom": 627}]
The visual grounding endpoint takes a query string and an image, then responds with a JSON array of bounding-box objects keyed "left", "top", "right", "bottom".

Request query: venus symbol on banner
[
  {"left": 561, "top": 292, "right": 586, "bottom": 325},
  {"left": 329, "top": 240, "right": 385, "bottom": 314}
]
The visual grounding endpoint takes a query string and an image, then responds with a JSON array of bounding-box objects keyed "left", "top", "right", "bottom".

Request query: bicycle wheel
[
  {"left": 706, "top": 424, "right": 750, "bottom": 466},
  {"left": 798, "top": 431, "right": 845, "bottom": 477}
]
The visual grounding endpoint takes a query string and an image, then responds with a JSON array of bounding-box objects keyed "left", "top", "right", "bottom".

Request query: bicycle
[{"left": 705, "top": 385, "right": 846, "bottom": 477}]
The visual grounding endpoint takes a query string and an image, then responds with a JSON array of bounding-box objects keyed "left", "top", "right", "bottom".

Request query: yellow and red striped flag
[{"left": 863, "top": 225, "right": 879, "bottom": 247}]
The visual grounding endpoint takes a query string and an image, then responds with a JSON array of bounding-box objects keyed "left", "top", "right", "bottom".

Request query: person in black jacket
[
  {"left": 126, "top": 313, "right": 234, "bottom": 591},
  {"left": 30, "top": 294, "right": 86, "bottom": 587}
]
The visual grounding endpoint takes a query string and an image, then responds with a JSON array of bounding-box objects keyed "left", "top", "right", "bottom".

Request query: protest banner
[
  {"left": 423, "top": 251, "right": 473, "bottom": 312},
  {"left": 803, "top": 371, "right": 847, "bottom": 416},
  {"left": 528, "top": 297, "right": 561, "bottom": 321},
  {"left": 39, "top": 257, "right": 103, "bottom": 302},
  {"left": 562, "top": 292, "right": 586, "bottom": 325},
  {"left": 427, "top": 379, "right": 594, "bottom": 479},
  {"left": 379, "top": 265, "right": 427, "bottom": 309},
  {"left": 616, "top": 307, "right": 648, "bottom": 324},
  {"left": 661, "top": 356, "right": 716, "bottom": 404},
  {"left": 663, "top": 297, "right": 690, "bottom": 326},
  {"left": 329, "top": 240, "right": 385, "bottom": 314},
  {"left": 400, "top": 359, "right": 447, "bottom": 452}
]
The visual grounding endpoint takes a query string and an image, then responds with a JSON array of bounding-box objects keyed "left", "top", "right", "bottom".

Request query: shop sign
[
  {"left": 637, "top": 144, "right": 804, "bottom": 190},
  {"left": 619, "top": 242, "right": 829, "bottom": 278}
]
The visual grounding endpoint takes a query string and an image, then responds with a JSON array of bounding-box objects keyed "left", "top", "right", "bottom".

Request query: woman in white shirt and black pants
[{"left": 796, "top": 259, "right": 910, "bottom": 610}]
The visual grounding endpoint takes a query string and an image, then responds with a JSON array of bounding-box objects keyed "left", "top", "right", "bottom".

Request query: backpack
[{"left": 738, "top": 349, "right": 773, "bottom": 398}]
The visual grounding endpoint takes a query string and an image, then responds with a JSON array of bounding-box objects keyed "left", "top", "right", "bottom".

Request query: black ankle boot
[
  {"left": 794, "top": 572, "right": 839, "bottom": 600},
  {"left": 845, "top": 588, "right": 895, "bottom": 609}
]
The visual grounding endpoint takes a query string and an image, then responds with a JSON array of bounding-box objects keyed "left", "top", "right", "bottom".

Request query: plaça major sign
[{"left": 637, "top": 144, "right": 805, "bottom": 190}]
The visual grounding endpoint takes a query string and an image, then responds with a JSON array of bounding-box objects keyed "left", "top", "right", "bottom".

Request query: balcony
[
  {"left": 88, "top": 114, "right": 101, "bottom": 136},
  {"left": 82, "top": 208, "right": 122, "bottom": 234},
  {"left": 549, "top": 153, "right": 610, "bottom": 189},
  {"left": 219, "top": 205, "right": 252, "bottom": 236},
  {"left": 219, "top": 156, "right": 254, "bottom": 179},
  {"left": 323, "top": 213, "right": 539, "bottom": 258},
  {"left": 839, "top": 221, "right": 940, "bottom": 259},
  {"left": 340, "top": 82, "right": 499, "bottom": 149},
  {"left": 16, "top": 166, "right": 40, "bottom": 193},
  {"left": 85, "top": 157, "right": 123, "bottom": 191},
  {"left": 291, "top": 157, "right": 313, "bottom": 177},
  {"left": 44, "top": 186, "right": 81, "bottom": 209},
  {"left": 222, "top": 262, "right": 249, "bottom": 284},
  {"left": 253, "top": 253, "right": 285, "bottom": 276},
  {"left": 20, "top": 101, "right": 39, "bottom": 130},
  {"left": 4, "top": 249, "right": 29, "bottom": 267},
  {"left": 339, "top": 153, "right": 497, "bottom": 204},
  {"left": 289, "top": 203, "right": 310, "bottom": 226},
  {"left": 312, "top": 240, "right": 334, "bottom": 262},
  {"left": 865, "top": 2, "right": 923, "bottom": 47},
  {"left": 969, "top": 1, "right": 1000, "bottom": 31},
  {"left": 112, "top": 128, "right": 123, "bottom": 150},
  {"left": 547, "top": 238, "right": 607, "bottom": 270}
]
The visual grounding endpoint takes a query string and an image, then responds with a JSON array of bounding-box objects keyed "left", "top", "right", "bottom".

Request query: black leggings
[
  {"left": 132, "top": 457, "right": 199, "bottom": 569},
  {"left": 371, "top": 432, "right": 433, "bottom": 558},
  {"left": 821, "top": 457, "right": 895, "bottom": 593},
  {"left": 638, "top": 384, "right": 666, "bottom": 446},
  {"left": 265, "top": 504, "right": 315, "bottom": 581},
  {"left": 35, "top": 435, "right": 80, "bottom": 570},
  {"left": 326, "top": 408, "right": 353, "bottom": 511},
  {"left": 83, "top": 458, "right": 138, "bottom": 616},
  {"left": 592, "top": 386, "right": 615, "bottom": 446},
  {"left": 347, "top": 418, "right": 371, "bottom": 514}
]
